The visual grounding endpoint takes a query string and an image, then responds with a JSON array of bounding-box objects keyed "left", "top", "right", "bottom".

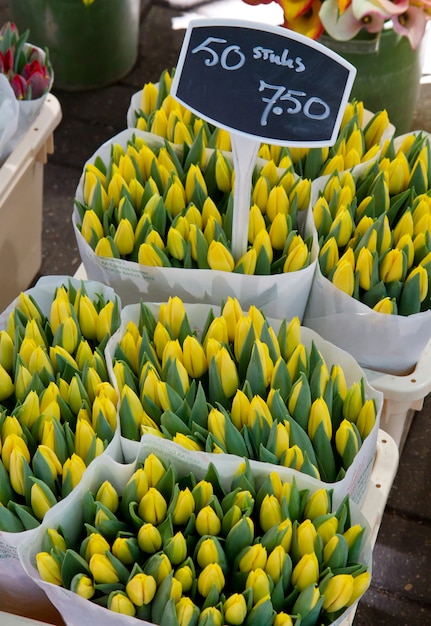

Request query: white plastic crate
[
  {"left": 0, "top": 95, "right": 62, "bottom": 311},
  {"left": 364, "top": 339, "right": 431, "bottom": 453}
]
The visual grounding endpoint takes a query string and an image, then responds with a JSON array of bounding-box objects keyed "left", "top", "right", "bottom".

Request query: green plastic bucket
[{"left": 9, "top": 0, "right": 141, "bottom": 91}]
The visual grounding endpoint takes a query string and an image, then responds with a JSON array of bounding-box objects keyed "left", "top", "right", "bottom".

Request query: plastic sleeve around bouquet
[
  {"left": 106, "top": 301, "right": 383, "bottom": 507},
  {"left": 0, "top": 275, "right": 122, "bottom": 614},
  {"left": 0, "top": 44, "right": 54, "bottom": 163},
  {"left": 302, "top": 165, "right": 431, "bottom": 376},
  {"left": 72, "top": 127, "right": 318, "bottom": 323},
  {"left": 0, "top": 75, "right": 19, "bottom": 165},
  {"left": 17, "top": 440, "right": 373, "bottom": 626}
]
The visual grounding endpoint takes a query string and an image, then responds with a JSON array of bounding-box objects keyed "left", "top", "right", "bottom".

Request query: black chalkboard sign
[{"left": 171, "top": 18, "right": 357, "bottom": 146}]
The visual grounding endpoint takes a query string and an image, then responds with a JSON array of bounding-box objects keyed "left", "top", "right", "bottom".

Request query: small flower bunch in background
[
  {"left": 0, "top": 21, "right": 52, "bottom": 100},
  {"left": 0, "top": 280, "right": 121, "bottom": 532},
  {"left": 314, "top": 131, "right": 431, "bottom": 315},
  {"left": 113, "top": 296, "right": 377, "bottom": 482},
  {"left": 76, "top": 131, "right": 312, "bottom": 275},
  {"left": 242, "top": 0, "right": 431, "bottom": 50},
  {"left": 35, "top": 453, "right": 371, "bottom": 625},
  {"left": 130, "top": 70, "right": 392, "bottom": 180}
]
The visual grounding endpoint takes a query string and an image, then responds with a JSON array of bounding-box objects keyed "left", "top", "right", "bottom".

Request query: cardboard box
[{"left": 0, "top": 95, "right": 62, "bottom": 311}]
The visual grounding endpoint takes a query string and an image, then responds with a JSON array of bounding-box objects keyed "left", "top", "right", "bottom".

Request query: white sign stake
[{"left": 231, "top": 133, "right": 260, "bottom": 260}]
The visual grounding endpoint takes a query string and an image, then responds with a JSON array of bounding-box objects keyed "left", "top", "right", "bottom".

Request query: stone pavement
[{"left": 1, "top": 0, "right": 431, "bottom": 624}]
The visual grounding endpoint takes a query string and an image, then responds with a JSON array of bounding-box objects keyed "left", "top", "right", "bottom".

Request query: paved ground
[{"left": 1, "top": 0, "right": 431, "bottom": 624}]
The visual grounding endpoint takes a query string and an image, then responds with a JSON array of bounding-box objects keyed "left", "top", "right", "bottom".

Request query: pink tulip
[
  {"left": 21, "top": 59, "right": 51, "bottom": 98},
  {"left": 10, "top": 73, "right": 28, "bottom": 99}
]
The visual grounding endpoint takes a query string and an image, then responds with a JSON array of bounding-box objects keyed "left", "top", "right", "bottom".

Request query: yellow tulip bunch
[
  {"left": 113, "top": 296, "right": 377, "bottom": 483},
  {"left": 0, "top": 280, "right": 121, "bottom": 532},
  {"left": 76, "top": 129, "right": 313, "bottom": 275},
  {"left": 35, "top": 453, "right": 370, "bottom": 625},
  {"left": 314, "top": 131, "right": 431, "bottom": 315},
  {"left": 131, "top": 70, "right": 391, "bottom": 181}
]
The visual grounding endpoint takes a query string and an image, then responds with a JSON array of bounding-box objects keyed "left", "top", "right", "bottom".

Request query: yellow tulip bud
[
  {"left": 322, "top": 574, "right": 354, "bottom": 612},
  {"left": 290, "top": 177, "right": 312, "bottom": 212},
  {"left": 273, "top": 613, "right": 294, "bottom": 626},
  {"left": 266, "top": 185, "right": 289, "bottom": 222},
  {"left": 197, "top": 562, "right": 225, "bottom": 597},
  {"left": 332, "top": 259, "right": 354, "bottom": 296},
  {"left": 174, "top": 564, "right": 194, "bottom": 593},
  {"left": 112, "top": 218, "right": 135, "bottom": 255},
  {"left": 196, "top": 505, "right": 222, "bottom": 536},
  {"left": 248, "top": 204, "right": 267, "bottom": 243},
  {"left": 108, "top": 592, "right": 136, "bottom": 617},
  {"left": 252, "top": 175, "right": 270, "bottom": 213},
  {"left": 246, "top": 568, "right": 271, "bottom": 604},
  {"left": 364, "top": 109, "right": 389, "bottom": 149},
  {"left": 223, "top": 593, "right": 247, "bottom": 625},
  {"left": 36, "top": 552, "right": 62, "bottom": 586},
  {"left": 207, "top": 240, "right": 235, "bottom": 272},
  {"left": 81, "top": 210, "right": 104, "bottom": 244},
  {"left": 265, "top": 545, "right": 286, "bottom": 585},
  {"left": 138, "top": 487, "right": 167, "bottom": 525},
  {"left": 89, "top": 553, "right": 120, "bottom": 584},
  {"left": 83, "top": 532, "right": 110, "bottom": 561},
  {"left": 248, "top": 395, "right": 273, "bottom": 430},
  {"left": 356, "top": 398, "right": 377, "bottom": 439},
  {"left": 62, "top": 453, "right": 87, "bottom": 492},
  {"left": 71, "top": 574, "right": 95, "bottom": 600},
  {"left": 267, "top": 212, "right": 289, "bottom": 251},
  {"left": 355, "top": 247, "right": 374, "bottom": 291},
  {"left": 0, "top": 330, "right": 14, "bottom": 372},
  {"left": 405, "top": 265, "right": 428, "bottom": 302},
  {"left": 172, "top": 432, "right": 203, "bottom": 451},
  {"left": 185, "top": 163, "right": 207, "bottom": 203},
  {"left": 239, "top": 543, "right": 267, "bottom": 573},
  {"left": 253, "top": 229, "right": 273, "bottom": 265},
  {"left": 291, "top": 552, "right": 319, "bottom": 591},
  {"left": 213, "top": 347, "right": 239, "bottom": 398},
  {"left": 260, "top": 494, "right": 282, "bottom": 533},
  {"left": 175, "top": 597, "right": 200, "bottom": 626},
  {"left": 171, "top": 487, "right": 195, "bottom": 525},
  {"left": 303, "top": 488, "right": 330, "bottom": 520},
  {"left": 233, "top": 316, "right": 254, "bottom": 362},
  {"left": 347, "top": 571, "right": 371, "bottom": 606},
  {"left": 137, "top": 523, "right": 162, "bottom": 553},
  {"left": 343, "top": 381, "right": 363, "bottom": 423},
  {"left": 308, "top": 397, "right": 332, "bottom": 441},
  {"left": 0, "top": 364, "right": 14, "bottom": 401}
]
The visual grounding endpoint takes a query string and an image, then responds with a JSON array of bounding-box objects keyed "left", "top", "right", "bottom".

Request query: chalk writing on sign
[{"left": 171, "top": 20, "right": 356, "bottom": 146}]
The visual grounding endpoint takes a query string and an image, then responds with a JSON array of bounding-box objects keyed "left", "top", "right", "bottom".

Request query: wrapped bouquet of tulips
[
  {"left": 19, "top": 440, "right": 373, "bottom": 626},
  {"left": 0, "top": 276, "right": 122, "bottom": 612},
  {"left": 0, "top": 21, "right": 53, "bottom": 163},
  {"left": 105, "top": 295, "right": 382, "bottom": 506},
  {"left": 73, "top": 126, "right": 317, "bottom": 321},
  {"left": 304, "top": 130, "right": 431, "bottom": 373}
]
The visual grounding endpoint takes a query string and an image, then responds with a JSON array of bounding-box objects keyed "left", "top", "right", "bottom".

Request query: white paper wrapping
[
  {"left": 105, "top": 301, "right": 383, "bottom": 507},
  {"left": 18, "top": 442, "right": 372, "bottom": 626},
  {"left": 0, "top": 275, "right": 123, "bottom": 613},
  {"left": 73, "top": 128, "right": 318, "bottom": 322},
  {"left": 303, "top": 263, "right": 431, "bottom": 374}
]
